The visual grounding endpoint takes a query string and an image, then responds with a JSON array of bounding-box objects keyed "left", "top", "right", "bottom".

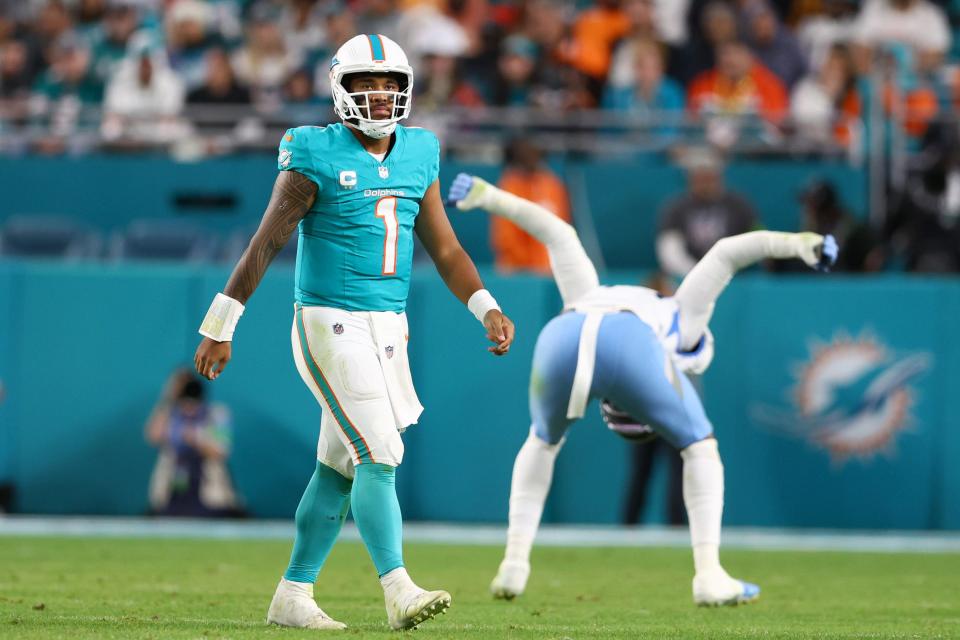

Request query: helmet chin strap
[{"left": 345, "top": 119, "right": 396, "bottom": 140}]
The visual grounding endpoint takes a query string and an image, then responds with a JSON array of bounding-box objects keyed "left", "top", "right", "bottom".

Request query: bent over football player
[
  {"left": 447, "top": 173, "right": 837, "bottom": 607},
  {"left": 193, "top": 36, "right": 515, "bottom": 631}
]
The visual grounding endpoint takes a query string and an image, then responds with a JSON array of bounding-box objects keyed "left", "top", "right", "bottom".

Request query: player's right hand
[
  {"left": 483, "top": 309, "right": 515, "bottom": 356},
  {"left": 194, "top": 337, "right": 231, "bottom": 381}
]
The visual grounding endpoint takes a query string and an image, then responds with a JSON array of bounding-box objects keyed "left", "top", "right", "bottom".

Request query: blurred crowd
[
  {"left": 0, "top": 0, "right": 958, "bottom": 271},
  {"left": 1, "top": 0, "right": 959, "bottom": 152}
]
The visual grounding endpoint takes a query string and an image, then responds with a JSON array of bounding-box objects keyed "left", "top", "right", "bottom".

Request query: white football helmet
[{"left": 330, "top": 34, "right": 414, "bottom": 139}]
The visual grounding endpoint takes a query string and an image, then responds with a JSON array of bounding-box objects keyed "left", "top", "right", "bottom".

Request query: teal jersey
[{"left": 277, "top": 123, "right": 440, "bottom": 312}]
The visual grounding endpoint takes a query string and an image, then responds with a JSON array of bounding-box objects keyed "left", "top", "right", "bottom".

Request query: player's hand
[
  {"left": 446, "top": 173, "right": 489, "bottom": 210},
  {"left": 483, "top": 309, "right": 515, "bottom": 356},
  {"left": 796, "top": 232, "right": 839, "bottom": 272},
  {"left": 194, "top": 337, "right": 231, "bottom": 381}
]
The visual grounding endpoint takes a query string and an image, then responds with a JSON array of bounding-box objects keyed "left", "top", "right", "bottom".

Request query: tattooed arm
[
  {"left": 195, "top": 170, "right": 317, "bottom": 380},
  {"left": 224, "top": 170, "right": 317, "bottom": 303}
]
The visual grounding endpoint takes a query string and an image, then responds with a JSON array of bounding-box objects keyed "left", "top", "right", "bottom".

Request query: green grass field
[{"left": 1, "top": 536, "right": 958, "bottom": 639}]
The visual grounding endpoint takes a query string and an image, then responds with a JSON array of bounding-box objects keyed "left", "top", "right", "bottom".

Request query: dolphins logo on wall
[{"left": 752, "top": 332, "right": 931, "bottom": 462}]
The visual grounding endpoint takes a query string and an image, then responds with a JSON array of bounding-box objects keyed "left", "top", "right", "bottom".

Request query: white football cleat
[
  {"left": 692, "top": 568, "right": 761, "bottom": 607},
  {"left": 385, "top": 588, "right": 452, "bottom": 630},
  {"left": 490, "top": 559, "right": 530, "bottom": 600},
  {"left": 267, "top": 577, "right": 347, "bottom": 630}
]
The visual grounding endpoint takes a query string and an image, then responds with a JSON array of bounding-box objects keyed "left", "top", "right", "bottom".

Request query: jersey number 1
[{"left": 375, "top": 196, "right": 399, "bottom": 275}]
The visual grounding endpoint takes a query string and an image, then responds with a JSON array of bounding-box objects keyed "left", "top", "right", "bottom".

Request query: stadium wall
[
  {"left": 0, "top": 263, "right": 955, "bottom": 530},
  {"left": 0, "top": 156, "right": 866, "bottom": 269}
]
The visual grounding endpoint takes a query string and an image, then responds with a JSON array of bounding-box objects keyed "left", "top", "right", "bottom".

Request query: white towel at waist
[
  {"left": 566, "top": 311, "right": 604, "bottom": 419},
  {"left": 368, "top": 310, "right": 424, "bottom": 430}
]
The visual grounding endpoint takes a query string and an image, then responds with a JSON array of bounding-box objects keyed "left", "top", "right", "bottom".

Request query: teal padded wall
[{"left": 0, "top": 263, "right": 955, "bottom": 529}]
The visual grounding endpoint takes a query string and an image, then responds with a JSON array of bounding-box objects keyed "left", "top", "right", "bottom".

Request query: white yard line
[{"left": 0, "top": 516, "right": 958, "bottom": 553}]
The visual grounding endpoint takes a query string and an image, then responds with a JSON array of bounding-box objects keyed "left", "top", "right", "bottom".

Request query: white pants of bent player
[{"left": 291, "top": 304, "right": 424, "bottom": 479}]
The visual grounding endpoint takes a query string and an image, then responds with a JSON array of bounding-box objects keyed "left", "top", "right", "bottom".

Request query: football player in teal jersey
[{"left": 193, "top": 34, "right": 515, "bottom": 631}]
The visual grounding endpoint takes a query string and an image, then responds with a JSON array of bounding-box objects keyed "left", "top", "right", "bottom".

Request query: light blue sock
[
  {"left": 351, "top": 463, "right": 404, "bottom": 577},
  {"left": 283, "top": 461, "right": 353, "bottom": 584}
]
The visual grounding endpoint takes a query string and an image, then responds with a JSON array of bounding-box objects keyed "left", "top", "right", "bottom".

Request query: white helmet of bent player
[{"left": 330, "top": 34, "right": 414, "bottom": 140}]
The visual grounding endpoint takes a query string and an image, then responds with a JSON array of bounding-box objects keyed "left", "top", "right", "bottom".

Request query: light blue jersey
[{"left": 277, "top": 123, "right": 440, "bottom": 312}]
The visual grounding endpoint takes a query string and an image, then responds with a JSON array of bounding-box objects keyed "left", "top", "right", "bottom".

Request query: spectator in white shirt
[
  {"left": 101, "top": 48, "right": 186, "bottom": 143},
  {"left": 797, "top": 0, "right": 859, "bottom": 71},
  {"left": 791, "top": 43, "right": 861, "bottom": 148},
  {"left": 852, "top": 0, "right": 952, "bottom": 73},
  {"left": 651, "top": 0, "right": 691, "bottom": 47}
]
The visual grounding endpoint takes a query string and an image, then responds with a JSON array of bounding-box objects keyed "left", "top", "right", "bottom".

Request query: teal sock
[
  {"left": 283, "top": 461, "right": 352, "bottom": 584},
  {"left": 351, "top": 463, "right": 404, "bottom": 577}
]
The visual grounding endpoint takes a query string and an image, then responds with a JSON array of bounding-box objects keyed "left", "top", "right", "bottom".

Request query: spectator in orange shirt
[
  {"left": 492, "top": 138, "right": 572, "bottom": 275},
  {"left": 566, "top": 0, "right": 632, "bottom": 101},
  {"left": 688, "top": 40, "right": 789, "bottom": 123}
]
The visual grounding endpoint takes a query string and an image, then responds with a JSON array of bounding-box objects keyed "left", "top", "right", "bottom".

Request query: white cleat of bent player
[
  {"left": 490, "top": 559, "right": 530, "bottom": 600},
  {"left": 267, "top": 577, "right": 347, "bottom": 630},
  {"left": 693, "top": 568, "right": 761, "bottom": 607},
  {"left": 385, "top": 587, "right": 452, "bottom": 630}
]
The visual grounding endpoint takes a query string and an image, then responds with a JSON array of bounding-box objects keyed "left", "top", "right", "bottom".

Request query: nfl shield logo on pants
[
  {"left": 332, "top": 323, "right": 344, "bottom": 335},
  {"left": 385, "top": 345, "right": 394, "bottom": 359},
  {"left": 379, "top": 166, "right": 389, "bottom": 179}
]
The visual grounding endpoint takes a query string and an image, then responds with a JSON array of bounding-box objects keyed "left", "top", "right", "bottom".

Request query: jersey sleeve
[
  {"left": 277, "top": 127, "right": 322, "bottom": 190},
  {"left": 425, "top": 131, "right": 440, "bottom": 187}
]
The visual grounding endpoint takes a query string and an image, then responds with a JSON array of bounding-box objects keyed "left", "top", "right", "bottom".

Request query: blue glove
[
  {"left": 446, "top": 172, "right": 474, "bottom": 207},
  {"left": 817, "top": 234, "right": 839, "bottom": 272}
]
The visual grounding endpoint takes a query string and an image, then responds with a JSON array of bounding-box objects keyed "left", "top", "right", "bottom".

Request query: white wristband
[
  {"left": 467, "top": 288, "right": 500, "bottom": 324},
  {"left": 199, "top": 293, "right": 245, "bottom": 342}
]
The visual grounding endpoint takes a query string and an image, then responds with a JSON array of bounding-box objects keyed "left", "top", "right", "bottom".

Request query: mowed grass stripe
[{"left": 1, "top": 537, "right": 958, "bottom": 639}]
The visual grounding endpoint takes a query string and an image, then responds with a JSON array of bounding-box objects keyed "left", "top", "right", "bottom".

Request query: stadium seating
[
  {"left": 109, "top": 219, "right": 218, "bottom": 262},
  {"left": 0, "top": 215, "right": 102, "bottom": 259}
]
